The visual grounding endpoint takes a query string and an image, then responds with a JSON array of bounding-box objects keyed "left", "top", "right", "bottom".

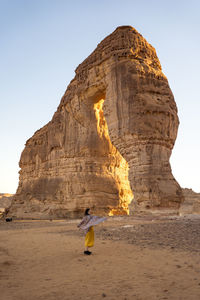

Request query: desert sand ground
[{"left": 1, "top": 215, "right": 200, "bottom": 300}]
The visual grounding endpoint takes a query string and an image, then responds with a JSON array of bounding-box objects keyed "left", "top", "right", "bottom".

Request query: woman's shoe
[{"left": 84, "top": 250, "right": 91, "bottom": 255}]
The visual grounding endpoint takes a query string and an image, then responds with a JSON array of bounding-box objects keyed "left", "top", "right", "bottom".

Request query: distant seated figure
[{"left": 77, "top": 208, "right": 106, "bottom": 255}]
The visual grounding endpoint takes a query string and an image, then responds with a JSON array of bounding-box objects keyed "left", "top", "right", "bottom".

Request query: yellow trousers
[{"left": 85, "top": 226, "right": 94, "bottom": 247}]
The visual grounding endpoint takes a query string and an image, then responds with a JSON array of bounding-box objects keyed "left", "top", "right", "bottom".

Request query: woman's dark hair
[{"left": 84, "top": 208, "right": 90, "bottom": 215}]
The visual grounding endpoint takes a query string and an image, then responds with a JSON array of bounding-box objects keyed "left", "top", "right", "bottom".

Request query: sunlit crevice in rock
[{"left": 94, "top": 99, "right": 133, "bottom": 215}]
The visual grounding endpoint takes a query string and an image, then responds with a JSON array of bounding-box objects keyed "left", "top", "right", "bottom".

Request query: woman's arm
[{"left": 77, "top": 216, "right": 87, "bottom": 228}]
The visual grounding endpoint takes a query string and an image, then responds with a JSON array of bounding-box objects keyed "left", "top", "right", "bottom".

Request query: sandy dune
[{"left": 1, "top": 215, "right": 200, "bottom": 300}]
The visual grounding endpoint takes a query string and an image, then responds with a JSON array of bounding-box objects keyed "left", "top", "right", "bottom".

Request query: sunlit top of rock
[{"left": 76, "top": 25, "right": 161, "bottom": 75}]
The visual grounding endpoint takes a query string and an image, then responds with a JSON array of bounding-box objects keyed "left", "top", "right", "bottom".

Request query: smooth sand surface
[{"left": 1, "top": 215, "right": 200, "bottom": 300}]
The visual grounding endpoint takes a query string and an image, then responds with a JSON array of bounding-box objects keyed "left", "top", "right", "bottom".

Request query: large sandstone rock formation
[{"left": 9, "top": 26, "right": 183, "bottom": 219}]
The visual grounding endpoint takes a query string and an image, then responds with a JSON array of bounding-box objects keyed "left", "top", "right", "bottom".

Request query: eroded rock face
[{"left": 9, "top": 26, "right": 183, "bottom": 219}]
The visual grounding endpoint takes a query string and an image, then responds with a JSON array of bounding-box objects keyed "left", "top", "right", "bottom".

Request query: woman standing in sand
[{"left": 77, "top": 208, "right": 106, "bottom": 255}]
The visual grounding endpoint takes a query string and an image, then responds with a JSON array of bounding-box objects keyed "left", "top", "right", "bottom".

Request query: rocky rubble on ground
[{"left": 95, "top": 216, "right": 200, "bottom": 253}]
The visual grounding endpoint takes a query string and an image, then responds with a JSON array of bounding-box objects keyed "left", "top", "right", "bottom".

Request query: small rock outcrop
[
  {"left": 9, "top": 26, "right": 183, "bottom": 219},
  {"left": 180, "top": 189, "right": 200, "bottom": 215},
  {"left": 0, "top": 194, "right": 13, "bottom": 218}
]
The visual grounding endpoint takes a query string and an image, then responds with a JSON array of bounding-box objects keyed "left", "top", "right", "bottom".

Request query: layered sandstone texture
[{"left": 9, "top": 26, "right": 183, "bottom": 219}]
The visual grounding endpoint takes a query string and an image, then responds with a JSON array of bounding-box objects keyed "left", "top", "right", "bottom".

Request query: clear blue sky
[{"left": 0, "top": 0, "right": 200, "bottom": 194}]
